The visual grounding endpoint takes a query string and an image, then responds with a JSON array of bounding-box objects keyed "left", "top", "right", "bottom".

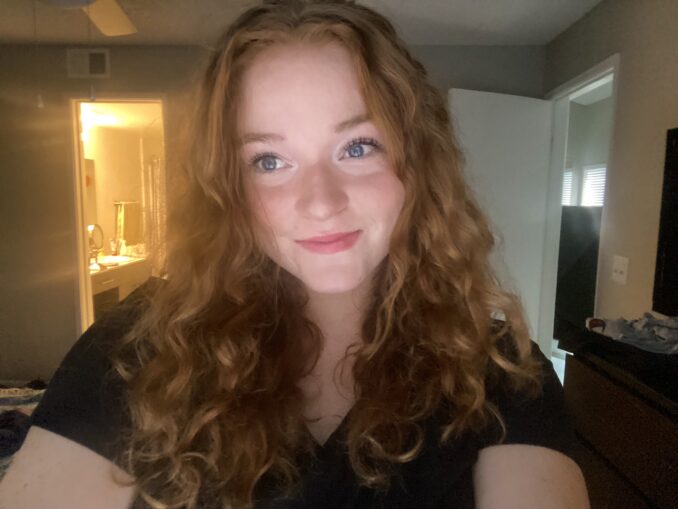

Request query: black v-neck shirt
[{"left": 30, "top": 280, "right": 578, "bottom": 508}]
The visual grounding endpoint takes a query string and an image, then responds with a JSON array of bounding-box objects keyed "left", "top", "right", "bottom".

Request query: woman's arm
[
  {"left": 473, "top": 444, "right": 590, "bottom": 509},
  {"left": 0, "top": 426, "right": 137, "bottom": 509}
]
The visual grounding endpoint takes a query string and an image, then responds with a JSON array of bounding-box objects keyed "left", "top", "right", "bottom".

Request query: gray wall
[
  {"left": 411, "top": 45, "right": 545, "bottom": 98},
  {"left": 566, "top": 97, "right": 614, "bottom": 172},
  {"left": 546, "top": 0, "right": 678, "bottom": 318},
  {"left": 0, "top": 44, "right": 208, "bottom": 381}
]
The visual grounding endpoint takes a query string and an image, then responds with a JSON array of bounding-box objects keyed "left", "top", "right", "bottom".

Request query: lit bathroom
[{"left": 77, "top": 100, "right": 165, "bottom": 322}]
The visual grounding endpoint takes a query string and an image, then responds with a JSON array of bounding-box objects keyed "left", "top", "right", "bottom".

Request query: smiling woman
[
  {"left": 0, "top": 1, "right": 589, "bottom": 508},
  {"left": 240, "top": 41, "right": 405, "bottom": 296}
]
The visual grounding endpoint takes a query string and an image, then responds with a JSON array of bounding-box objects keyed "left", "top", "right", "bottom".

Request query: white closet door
[{"left": 448, "top": 88, "right": 554, "bottom": 354}]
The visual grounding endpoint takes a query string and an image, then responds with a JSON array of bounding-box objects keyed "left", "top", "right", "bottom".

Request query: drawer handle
[{"left": 100, "top": 279, "right": 115, "bottom": 285}]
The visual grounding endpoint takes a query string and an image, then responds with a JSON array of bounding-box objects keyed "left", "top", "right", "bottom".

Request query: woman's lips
[{"left": 295, "top": 230, "right": 362, "bottom": 254}]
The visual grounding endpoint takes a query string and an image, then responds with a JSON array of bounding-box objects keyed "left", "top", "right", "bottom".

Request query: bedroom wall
[
  {"left": 566, "top": 97, "right": 614, "bottom": 173},
  {"left": 545, "top": 0, "right": 678, "bottom": 319},
  {"left": 0, "top": 44, "right": 207, "bottom": 381},
  {"left": 0, "top": 41, "right": 544, "bottom": 381},
  {"left": 410, "top": 45, "right": 545, "bottom": 98}
]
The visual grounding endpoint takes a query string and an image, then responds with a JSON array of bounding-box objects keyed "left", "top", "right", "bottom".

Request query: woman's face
[{"left": 238, "top": 41, "right": 405, "bottom": 295}]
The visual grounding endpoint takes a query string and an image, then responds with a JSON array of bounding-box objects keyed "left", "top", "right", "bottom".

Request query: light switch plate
[{"left": 612, "top": 255, "right": 628, "bottom": 285}]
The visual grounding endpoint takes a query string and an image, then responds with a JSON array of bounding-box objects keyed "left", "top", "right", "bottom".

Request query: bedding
[{"left": 0, "top": 385, "right": 46, "bottom": 481}]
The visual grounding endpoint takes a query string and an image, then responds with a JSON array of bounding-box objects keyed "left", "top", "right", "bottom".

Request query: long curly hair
[{"left": 109, "top": 1, "right": 543, "bottom": 507}]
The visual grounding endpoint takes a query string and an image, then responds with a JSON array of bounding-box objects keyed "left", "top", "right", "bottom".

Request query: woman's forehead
[
  {"left": 236, "top": 41, "right": 368, "bottom": 132},
  {"left": 241, "top": 42, "right": 359, "bottom": 93}
]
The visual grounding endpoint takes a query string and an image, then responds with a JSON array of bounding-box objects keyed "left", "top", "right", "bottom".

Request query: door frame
[
  {"left": 70, "top": 95, "right": 168, "bottom": 335},
  {"left": 538, "top": 53, "right": 620, "bottom": 351}
]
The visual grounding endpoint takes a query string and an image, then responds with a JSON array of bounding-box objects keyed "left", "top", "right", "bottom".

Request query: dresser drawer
[{"left": 564, "top": 355, "right": 678, "bottom": 508}]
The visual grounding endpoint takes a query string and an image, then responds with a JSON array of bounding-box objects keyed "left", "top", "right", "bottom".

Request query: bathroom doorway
[{"left": 72, "top": 99, "right": 166, "bottom": 330}]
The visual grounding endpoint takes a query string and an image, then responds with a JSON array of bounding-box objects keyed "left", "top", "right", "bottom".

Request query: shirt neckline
[{"left": 307, "top": 404, "right": 355, "bottom": 453}]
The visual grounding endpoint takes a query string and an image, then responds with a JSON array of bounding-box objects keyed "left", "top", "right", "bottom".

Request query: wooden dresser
[{"left": 562, "top": 331, "right": 678, "bottom": 508}]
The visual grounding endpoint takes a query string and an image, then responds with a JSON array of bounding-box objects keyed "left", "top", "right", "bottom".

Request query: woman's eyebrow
[
  {"left": 239, "top": 113, "right": 371, "bottom": 146},
  {"left": 334, "top": 112, "right": 371, "bottom": 132}
]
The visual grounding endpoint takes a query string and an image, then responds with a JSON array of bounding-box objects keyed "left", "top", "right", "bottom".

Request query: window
[
  {"left": 561, "top": 165, "right": 606, "bottom": 207},
  {"left": 562, "top": 170, "right": 574, "bottom": 205},
  {"left": 581, "top": 165, "right": 606, "bottom": 206}
]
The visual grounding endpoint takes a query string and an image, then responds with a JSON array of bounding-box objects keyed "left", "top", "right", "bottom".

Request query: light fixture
[{"left": 80, "top": 103, "right": 121, "bottom": 143}]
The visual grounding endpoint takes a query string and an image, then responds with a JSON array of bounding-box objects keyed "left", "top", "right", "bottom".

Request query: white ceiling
[{"left": 0, "top": 0, "right": 604, "bottom": 47}]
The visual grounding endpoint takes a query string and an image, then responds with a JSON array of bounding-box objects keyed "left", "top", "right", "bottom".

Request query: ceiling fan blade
[{"left": 82, "top": 0, "right": 137, "bottom": 37}]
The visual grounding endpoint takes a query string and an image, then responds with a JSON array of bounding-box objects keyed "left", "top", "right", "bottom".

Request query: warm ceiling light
[{"left": 80, "top": 103, "right": 121, "bottom": 143}]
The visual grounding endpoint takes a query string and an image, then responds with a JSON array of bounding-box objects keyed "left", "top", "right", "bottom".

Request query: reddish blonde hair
[{"left": 111, "top": 1, "right": 542, "bottom": 507}]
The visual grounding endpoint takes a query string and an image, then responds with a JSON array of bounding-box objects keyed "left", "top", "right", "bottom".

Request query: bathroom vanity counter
[{"left": 90, "top": 256, "right": 151, "bottom": 301}]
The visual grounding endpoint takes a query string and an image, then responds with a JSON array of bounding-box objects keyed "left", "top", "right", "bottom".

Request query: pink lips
[{"left": 295, "top": 230, "right": 362, "bottom": 254}]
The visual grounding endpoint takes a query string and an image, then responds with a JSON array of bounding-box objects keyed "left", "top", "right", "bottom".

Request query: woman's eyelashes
[
  {"left": 248, "top": 137, "right": 383, "bottom": 174},
  {"left": 249, "top": 151, "right": 286, "bottom": 173},
  {"left": 342, "top": 137, "right": 383, "bottom": 160}
]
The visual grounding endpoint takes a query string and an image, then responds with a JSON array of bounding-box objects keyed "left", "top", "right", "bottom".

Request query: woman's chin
[
  {"left": 300, "top": 271, "right": 368, "bottom": 296},
  {"left": 305, "top": 281, "right": 362, "bottom": 295}
]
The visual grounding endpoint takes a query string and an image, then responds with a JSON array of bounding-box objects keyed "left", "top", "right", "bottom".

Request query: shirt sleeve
[
  {"left": 29, "top": 281, "right": 154, "bottom": 467},
  {"left": 480, "top": 339, "right": 578, "bottom": 461}
]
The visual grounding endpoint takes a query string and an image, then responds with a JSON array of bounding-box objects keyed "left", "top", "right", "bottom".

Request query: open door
[{"left": 448, "top": 88, "right": 555, "bottom": 357}]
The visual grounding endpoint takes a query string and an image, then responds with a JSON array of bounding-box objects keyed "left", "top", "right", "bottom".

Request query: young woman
[{"left": 0, "top": 1, "right": 589, "bottom": 508}]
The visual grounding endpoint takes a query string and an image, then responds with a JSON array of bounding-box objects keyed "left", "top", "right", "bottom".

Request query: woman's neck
[{"left": 303, "top": 281, "right": 371, "bottom": 381}]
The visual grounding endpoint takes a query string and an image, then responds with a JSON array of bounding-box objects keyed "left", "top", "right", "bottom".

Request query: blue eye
[
  {"left": 248, "top": 137, "right": 382, "bottom": 174},
  {"left": 249, "top": 153, "right": 284, "bottom": 173},
  {"left": 343, "top": 137, "right": 381, "bottom": 159},
  {"left": 348, "top": 144, "right": 364, "bottom": 157}
]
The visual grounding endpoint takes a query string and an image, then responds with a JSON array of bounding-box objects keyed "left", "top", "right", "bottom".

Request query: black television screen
[{"left": 653, "top": 127, "right": 678, "bottom": 316}]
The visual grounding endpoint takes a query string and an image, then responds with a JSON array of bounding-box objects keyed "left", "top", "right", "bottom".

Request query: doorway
[
  {"left": 554, "top": 74, "right": 614, "bottom": 339},
  {"left": 72, "top": 99, "right": 166, "bottom": 331},
  {"left": 544, "top": 58, "right": 618, "bottom": 381}
]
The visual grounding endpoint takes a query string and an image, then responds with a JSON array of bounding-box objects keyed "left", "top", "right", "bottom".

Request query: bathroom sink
[{"left": 98, "top": 255, "right": 136, "bottom": 267}]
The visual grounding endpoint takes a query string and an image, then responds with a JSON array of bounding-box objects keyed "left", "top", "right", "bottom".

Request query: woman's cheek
[{"left": 250, "top": 184, "right": 292, "bottom": 235}]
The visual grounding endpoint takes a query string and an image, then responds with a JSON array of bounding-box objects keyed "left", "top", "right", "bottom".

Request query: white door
[{"left": 448, "top": 89, "right": 555, "bottom": 355}]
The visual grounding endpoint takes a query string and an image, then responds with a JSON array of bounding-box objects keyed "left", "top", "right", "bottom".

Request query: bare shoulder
[
  {"left": 473, "top": 444, "right": 590, "bottom": 509},
  {"left": 0, "top": 426, "right": 137, "bottom": 509}
]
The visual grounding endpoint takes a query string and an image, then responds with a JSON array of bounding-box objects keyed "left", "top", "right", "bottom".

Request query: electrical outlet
[{"left": 612, "top": 255, "right": 628, "bottom": 285}]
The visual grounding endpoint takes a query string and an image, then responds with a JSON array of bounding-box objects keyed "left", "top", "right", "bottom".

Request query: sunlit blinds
[
  {"left": 562, "top": 170, "right": 574, "bottom": 205},
  {"left": 581, "top": 166, "right": 606, "bottom": 206}
]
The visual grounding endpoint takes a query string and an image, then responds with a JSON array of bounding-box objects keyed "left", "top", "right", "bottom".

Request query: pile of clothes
[
  {"left": 0, "top": 379, "right": 46, "bottom": 480},
  {"left": 586, "top": 313, "right": 678, "bottom": 355}
]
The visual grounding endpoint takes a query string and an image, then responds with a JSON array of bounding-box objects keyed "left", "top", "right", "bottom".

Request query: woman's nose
[{"left": 295, "top": 163, "right": 349, "bottom": 220}]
